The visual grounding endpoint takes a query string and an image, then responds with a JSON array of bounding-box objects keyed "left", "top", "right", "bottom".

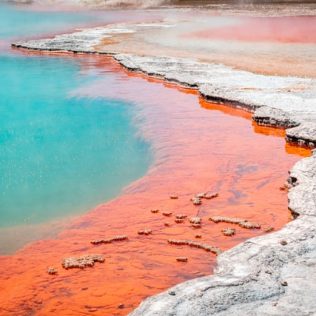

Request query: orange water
[
  {"left": 0, "top": 55, "right": 310, "bottom": 316},
  {"left": 189, "top": 16, "right": 316, "bottom": 44}
]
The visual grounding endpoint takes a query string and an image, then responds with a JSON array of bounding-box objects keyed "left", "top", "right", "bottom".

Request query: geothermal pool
[{"left": 0, "top": 3, "right": 312, "bottom": 316}]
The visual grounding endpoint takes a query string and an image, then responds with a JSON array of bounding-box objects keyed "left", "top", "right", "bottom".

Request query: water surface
[{"left": 0, "top": 4, "right": 152, "bottom": 244}]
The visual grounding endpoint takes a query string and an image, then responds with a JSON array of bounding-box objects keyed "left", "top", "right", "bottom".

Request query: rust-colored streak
[
  {"left": 189, "top": 16, "right": 316, "bottom": 44},
  {"left": 0, "top": 55, "right": 311, "bottom": 316}
]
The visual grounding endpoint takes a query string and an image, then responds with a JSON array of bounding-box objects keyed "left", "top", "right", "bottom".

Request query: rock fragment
[
  {"left": 47, "top": 267, "right": 58, "bottom": 275},
  {"left": 222, "top": 228, "right": 236, "bottom": 236},
  {"left": 209, "top": 216, "right": 261, "bottom": 229},
  {"left": 138, "top": 229, "right": 152, "bottom": 235},
  {"left": 91, "top": 235, "right": 128, "bottom": 245},
  {"left": 192, "top": 197, "right": 202, "bottom": 205},
  {"left": 168, "top": 239, "right": 221, "bottom": 255},
  {"left": 176, "top": 257, "right": 188, "bottom": 262},
  {"left": 203, "top": 191, "right": 219, "bottom": 199},
  {"left": 189, "top": 217, "right": 202, "bottom": 224},
  {"left": 176, "top": 214, "right": 187, "bottom": 219},
  {"left": 175, "top": 219, "right": 184, "bottom": 224},
  {"left": 162, "top": 211, "right": 172, "bottom": 217},
  {"left": 62, "top": 254, "right": 105, "bottom": 269}
]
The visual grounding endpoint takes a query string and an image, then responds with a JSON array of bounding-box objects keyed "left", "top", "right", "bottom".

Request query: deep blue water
[{"left": 0, "top": 3, "right": 152, "bottom": 227}]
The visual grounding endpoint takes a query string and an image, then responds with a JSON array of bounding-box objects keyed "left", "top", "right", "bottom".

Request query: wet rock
[
  {"left": 162, "top": 211, "right": 172, "bottom": 217},
  {"left": 47, "top": 267, "right": 58, "bottom": 275},
  {"left": 138, "top": 229, "right": 152, "bottom": 236},
  {"left": 175, "top": 219, "right": 184, "bottom": 224},
  {"left": 209, "top": 216, "right": 261, "bottom": 229},
  {"left": 62, "top": 254, "right": 105, "bottom": 269},
  {"left": 191, "top": 197, "right": 202, "bottom": 205},
  {"left": 191, "top": 223, "right": 202, "bottom": 229},
  {"left": 176, "top": 214, "right": 187, "bottom": 219},
  {"left": 189, "top": 217, "right": 201, "bottom": 225},
  {"left": 176, "top": 257, "right": 188, "bottom": 262},
  {"left": 195, "top": 193, "right": 205, "bottom": 198},
  {"left": 203, "top": 191, "right": 219, "bottom": 200},
  {"left": 253, "top": 107, "right": 298, "bottom": 128},
  {"left": 222, "top": 228, "right": 236, "bottom": 236},
  {"left": 91, "top": 235, "right": 128, "bottom": 245},
  {"left": 264, "top": 226, "right": 274, "bottom": 233},
  {"left": 239, "top": 221, "right": 261, "bottom": 229},
  {"left": 168, "top": 239, "right": 221, "bottom": 255}
]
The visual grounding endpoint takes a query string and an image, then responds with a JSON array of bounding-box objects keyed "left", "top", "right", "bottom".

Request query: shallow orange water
[
  {"left": 190, "top": 16, "right": 316, "bottom": 43},
  {"left": 0, "top": 54, "right": 311, "bottom": 316}
]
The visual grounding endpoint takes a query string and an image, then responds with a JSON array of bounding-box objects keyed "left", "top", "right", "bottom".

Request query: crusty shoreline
[{"left": 11, "top": 24, "right": 316, "bottom": 315}]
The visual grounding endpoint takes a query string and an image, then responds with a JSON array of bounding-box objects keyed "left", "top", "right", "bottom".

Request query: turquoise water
[
  {"left": 0, "top": 4, "right": 152, "bottom": 228},
  {"left": 0, "top": 3, "right": 93, "bottom": 39}
]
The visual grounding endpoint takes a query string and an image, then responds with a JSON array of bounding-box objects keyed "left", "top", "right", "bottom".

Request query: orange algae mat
[{"left": 0, "top": 55, "right": 311, "bottom": 316}]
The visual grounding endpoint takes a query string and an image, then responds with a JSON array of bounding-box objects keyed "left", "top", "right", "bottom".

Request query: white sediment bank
[{"left": 12, "top": 23, "right": 316, "bottom": 315}]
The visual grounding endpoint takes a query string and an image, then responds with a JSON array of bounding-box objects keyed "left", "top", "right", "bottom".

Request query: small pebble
[
  {"left": 195, "top": 234, "right": 202, "bottom": 239},
  {"left": 168, "top": 291, "right": 176, "bottom": 296},
  {"left": 281, "top": 281, "right": 288, "bottom": 286},
  {"left": 118, "top": 304, "right": 125, "bottom": 309},
  {"left": 170, "top": 195, "right": 178, "bottom": 199},
  {"left": 280, "top": 240, "right": 288, "bottom": 246},
  {"left": 151, "top": 209, "right": 159, "bottom": 214}
]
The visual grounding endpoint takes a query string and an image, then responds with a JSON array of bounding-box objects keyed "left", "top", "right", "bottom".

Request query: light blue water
[
  {"left": 0, "top": 3, "right": 94, "bottom": 39},
  {"left": 0, "top": 4, "right": 152, "bottom": 228}
]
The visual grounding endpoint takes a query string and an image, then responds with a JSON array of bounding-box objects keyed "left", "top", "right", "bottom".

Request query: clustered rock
[{"left": 62, "top": 254, "right": 105, "bottom": 269}]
